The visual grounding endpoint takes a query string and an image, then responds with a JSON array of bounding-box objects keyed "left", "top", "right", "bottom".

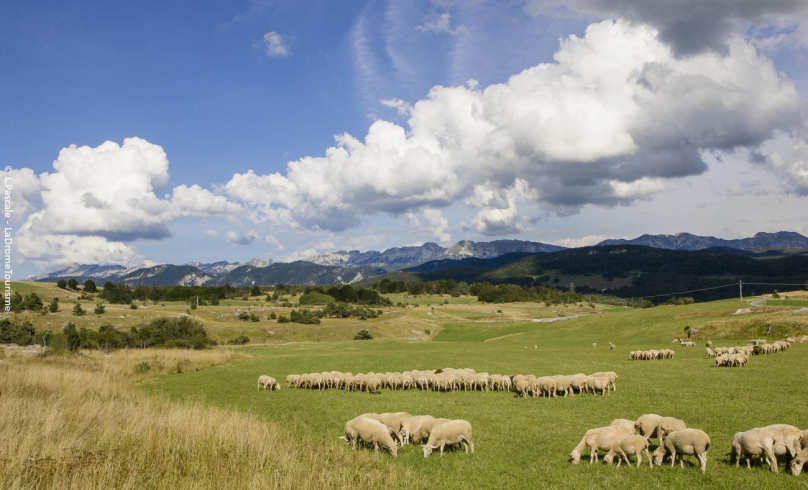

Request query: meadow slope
[{"left": 140, "top": 297, "right": 808, "bottom": 490}]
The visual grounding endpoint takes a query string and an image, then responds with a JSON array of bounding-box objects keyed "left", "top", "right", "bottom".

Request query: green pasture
[{"left": 141, "top": 297, "right": 808, "bottom": 490}]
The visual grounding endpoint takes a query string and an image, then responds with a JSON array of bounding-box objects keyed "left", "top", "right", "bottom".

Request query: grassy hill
[{"left": 366, "top": 246, "right": 808, "bottom": 301}]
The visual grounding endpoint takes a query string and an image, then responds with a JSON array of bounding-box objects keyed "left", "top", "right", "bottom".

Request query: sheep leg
[
  {"left": 670, "top": 450, "right": 676, "bottom": 468},
  {"left": 698, "top": 452, "right": 707, "bottom": 473},
  {"left": 440, "top": 442, "right": 446, "bottom": 456},
  {"left": 645, "top": 448, "right": 653, "bottom": 467}
]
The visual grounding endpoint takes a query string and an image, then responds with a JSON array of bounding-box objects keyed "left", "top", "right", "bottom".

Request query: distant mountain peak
[{"left": 597, "top": 231, "right": 808, "bottom": 251}]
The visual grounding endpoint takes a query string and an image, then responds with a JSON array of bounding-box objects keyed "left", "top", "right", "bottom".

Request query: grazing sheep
[
  {"left": 341, "top": 417, "right": 398, "bottom": 457},
  {"left": 609, "top": 419, "right": 637, "bottom": 435},
  {"left": 513, "top": 379, "right": 530, "bottom": 398},
  {"left": 656, "top": 417, "right": 687, "bottom": 445},
  {"left": 365, "top": 378, "right": 382, "bottom": 394},
  {"left": 422, "top": 420, "right": 474, "bottom": 458},
  {"left": 592, "top": 343, "right": 597, "bottom": 348},
  {"left": 538, "top": 376, "right": 557, "bottom": 398},
  {"left": 609, "top": 343, "right": 616, "bottom": 350},
  {"left": 411, "top": 418, "right": 451, "bottom": 444},
  {"left": 586, "top": 376, "right": 610, "bottom": 396},
  {"left": 731, "top": 428, "right": 778, "bottom": 472},
  {"left": 705, "top": 348, "right": 714, "bottom": 358},
  {"left": 706, "top": 341, "right": 712, "bottom": 347},
  {"left": 258, "top": 375, "right": 281, "bottom": 391},
  {"left": 763, "top": 424, "right": 804, "bottom": 460},
  {"left": 605, "top": 435, "right": 653, "bottom": 468},
  {"left": 286, "top": 374, "right": 300, "bottom": 387},
  {"left": 569, "top": 426, "right": 632, "bottom": 464},
  {"left": 791, "top": 447, "right": 808, "bottom": 476},
  {"left": 590, "top": 371, "right": 617, "bottom": 391},
  {"left": 399, "top": 415, "right": 435, "bottom": 445},
  {"left": 652, "top": 428, "right": 711, "bottom": 472},
  {"left": 635, "top": 414, "right": 663, "bottom": 439},
  {"left": 567, "top": 374, "right": 588, "bottom": 394},
  {"left": 379, "top": 412, "right": 413, "bottom": 444}
]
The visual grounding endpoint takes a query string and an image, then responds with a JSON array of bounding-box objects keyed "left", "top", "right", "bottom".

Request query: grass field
[
  {"left": 139, "top": 298, "right": 808, "bottom": 490},
  {"left": 5, "top": 282, "right": 808, "bottom": 489}
]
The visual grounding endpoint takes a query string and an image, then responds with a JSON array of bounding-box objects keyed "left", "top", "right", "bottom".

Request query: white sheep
[
  {"left": 422, "top": 419, "right": 474, "bottom": 457},
  {"left": 340, "top": 417, "right": 398, "bottom": 457},
  {"left": 764, "top": 424, "right": 804, "bottom": 461},
  {"left": 731, "top": 428, "right": 778, "bottom": 472},
  {"left": 585, "top": 376, "right": 610, "bottom": 396},
  {"left": 634, "top": 414, "right": 662, "bottom": 439},
  {"left": 569, "top": 426, "right": 632, "bottom": 464},
  {"left": 652, "top": 428, "right": 711, "bottom": 472},
  {"left": 592, "top": 343, "right": 597, "bottom": 348},
  {"left": 399, "top": 415, "right": 435, "bottom": 445},
  {"left": 605, "top": 434, "right": 653, "bottom": 468},
  {"left": 609, "top": 419, "right": 637, "bottom": 435},
  {"left": 411, "top": 418, "right": 450, "bottom": 444},
  {"left": 590, "top": 371, "right": 617, "bottom": 391},
  {"left": 379, "top": 412, "right": 412, "bottom": 444},
  {"left": 365, "top": 378, "right": 382, "bottom": 394},
  {"left": 258, "top": 375, "right": 281, "bottom": 391},
  {"left": 656, "top": 417, "right": 686, "bottom": 444}
]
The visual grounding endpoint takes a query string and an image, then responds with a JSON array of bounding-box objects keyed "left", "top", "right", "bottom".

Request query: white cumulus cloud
[{"left": 256, "top": 31, "right": 290, "bottom": 58}]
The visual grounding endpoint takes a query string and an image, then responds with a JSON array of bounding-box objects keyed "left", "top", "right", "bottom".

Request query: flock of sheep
[
  {"left": 572, "top": 415, "right": 710, "bottom": 471},
  {"left": 571, "top": 414, "right": 808, "bottom": 475},
  {"left": 255, "top": 332, "right": 807, "bottom": 477},
  {"left": 731, "top": 425, "right": 808, "bottom": 474},
  {"left": 629, "top": 349, "right": 675, "bottom": 360},
  {"left": 709, "top": 338, "right": 798, "bottom": 367},
  {"left": 277, "top": 368, "right": 618, "bottom": 398},
  {"left": 340, "top": 412, "right": 474, "bottom": 458}
]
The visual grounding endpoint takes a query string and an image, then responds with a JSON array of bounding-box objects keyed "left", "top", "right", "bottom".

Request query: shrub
[
  {"left": 72, "top": 303, "right": 86, "bottom": 316},
  {"left": 130, "top": 304, "right": 138, "bottom": 310},
  {"left": 354, "top": 329, "right": 373, "bottom": 340},
  {"left": 64, "top": 322, "right": 81, "bottom": 352},
  {"left": 94, "top": 303, "right": 106, "bottom": 314},
  {"left": 269, "top": 312, "right": 277, "bottom": 320},
  {"left": 228, "top": 335, "right": 250, "bottom": 345},
  {"left": 298, "top": 291, "right": 336, "bottom": 305},
  {"left": 277, "top": 315, "right": 290, "bottom": 323},
  {"left": 48, "top": 297, "right": 59, "bottom": 313},
  {"left": 0, "top": 319, "right": 36, "bottom": 345}
]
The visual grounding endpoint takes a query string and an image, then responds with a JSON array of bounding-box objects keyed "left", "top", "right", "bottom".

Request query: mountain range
[
  {"left": 596, "top": 231, "right": 808, "bottom": 251},
  {"left": 25, "top": 231, "right": 808, "bottom": 287}
]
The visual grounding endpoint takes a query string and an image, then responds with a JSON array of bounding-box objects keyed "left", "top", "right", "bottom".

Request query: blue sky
[{"left": 4, "top": 0, "right": 808, "bottom": 276}]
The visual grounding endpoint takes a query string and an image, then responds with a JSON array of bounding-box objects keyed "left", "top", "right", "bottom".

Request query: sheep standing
[
  {"left": 606, "top": 435, "right": 653, "bottom": 468},
  {"left": 731, "top": 428, "right": 779, "bottom": 472},
  {"left": 422, "top": 420, "right": 474, "bottom": 458},
  {"left": 652, "top": 428, "right": 711, "bottom": 472},
  {"left": 411, "top": 418, "right": 451, "bottom": 444},
  {"left": 400, "top": 415, "right": 435, "bottom": 445},
  {"left": 258, "top": 375, "right": 281, "bottom": 391},
  {"left": 635, "top": 414, "right": 662, "bottom": 440},
  {"left": 342, "top": 417, "right": 398, "bottom": 457},
  {"left": 569, "top": 426, "right": 632, "bottom": 464},
  {"left": 379, "top": 412, "right": 412, "bottom": 444},
  {"left": 656, "top": 417, "right": 687, "bottom": 445}
]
